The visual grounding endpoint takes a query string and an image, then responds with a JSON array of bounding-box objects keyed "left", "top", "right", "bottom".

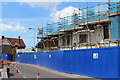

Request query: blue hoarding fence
[
  {"left": 1, "top": 54, "right": 13, "bottom": 61},
  {"left": 16, "top": 47, "right": 120, "bottom": 79}
]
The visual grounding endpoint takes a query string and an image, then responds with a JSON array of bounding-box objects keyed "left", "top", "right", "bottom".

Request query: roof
[{"left": 1, "top": 37, "right": 26, "bottom": 47}]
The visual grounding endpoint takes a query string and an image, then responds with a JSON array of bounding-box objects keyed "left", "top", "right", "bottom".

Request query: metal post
[
  {"left": 33, "top": 29, "right": 36, "bottom": 51},
  {"left": 29, "top": 28, "right": 36, "bottom": 52}
]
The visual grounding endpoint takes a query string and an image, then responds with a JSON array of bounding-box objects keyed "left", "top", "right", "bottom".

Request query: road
[
  {"left": 1, "top": 63, "right": 97, "bottom": 80},
  {"left": 8, "top": 63, "right": 68, "bottom": 79}
]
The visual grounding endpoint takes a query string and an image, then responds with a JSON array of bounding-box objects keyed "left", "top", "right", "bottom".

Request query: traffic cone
[
  {"left": 37, "top": 72, "right": 40, "bottom": 76},
  {"left": 15, "top": 65, "right": 19, "bottom": 73},
  {"left": 15, "top": 69, "right": 19, "bottom": 73},
  {"left": 37, "top": 72, "right": 40, "bottom": 79}
]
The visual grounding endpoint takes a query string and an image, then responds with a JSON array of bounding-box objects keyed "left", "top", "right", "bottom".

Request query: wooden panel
[
  {"left": 47, "top": 32, "right": 64, "bottom": 36},
  {"left": 59, "top": 26, "right": 83, "bottom": 32},
  {"left": 107, "top": 12, "right": 120, "bottom": 17},
  {"left": 78, "top": 19, "right": 110, "bottom": 25}
]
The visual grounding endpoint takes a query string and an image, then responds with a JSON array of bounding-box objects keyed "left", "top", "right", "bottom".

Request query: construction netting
[
  {"left": 60, "top": 14, "right": 79, "bottom": 30},
  {"left": 38, "top": 1, "right": 120, "bottom": 37},
  {"left": 47, "top": 23, "right": 59, "bottom": 35}
]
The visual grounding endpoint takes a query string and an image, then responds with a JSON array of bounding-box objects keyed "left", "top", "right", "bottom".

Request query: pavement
[{"left": 0, "top": 62, "right": 101, "bottom": 80}]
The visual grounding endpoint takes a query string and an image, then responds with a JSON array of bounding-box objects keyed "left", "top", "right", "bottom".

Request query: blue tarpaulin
[{"left": 110, "top": 16, "right": 120, "bottom": 40}]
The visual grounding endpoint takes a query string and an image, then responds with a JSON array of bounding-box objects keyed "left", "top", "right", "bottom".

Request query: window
[
  {"left": 79, "top": 34, "right": 88, "bottom": 43},
  {"left": 103, "top": 25, "right": 109, "bottom": 39},
  {"left": 67, "top": 36, "right": 70, "bottom": 45},
  {"left": 89, "top": 26, "right": 95, "bottom": 30},
  {"left": 62, "top": 36, "right": 65, "bottom": 46}
]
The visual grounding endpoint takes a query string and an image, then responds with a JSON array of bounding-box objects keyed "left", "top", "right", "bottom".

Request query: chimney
[
  {"left": 2, "top": 36, "right": 5, "bottom": 39},
  {"left": 18, "top": 36, "right": 20, "bottom": 47},
  {"left": 18, "top": 36, "right": 20, "bottom": 39}
]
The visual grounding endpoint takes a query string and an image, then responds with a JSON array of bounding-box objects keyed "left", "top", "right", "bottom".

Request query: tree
[
  {"left": 11, "top": 48, "right": 16, "bottom": 61},
  {"left": 36, "top": 40, "right": 44, "bottom": 49},
  {"left": 11, "top": 48, "right": 16, "bottom": 55},
  {"left": 32, "top": 47, "right": 35, "bottom": 51}
]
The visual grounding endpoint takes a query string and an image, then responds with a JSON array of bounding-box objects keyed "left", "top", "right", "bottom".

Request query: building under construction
[{"left": 38, "top": 0, "right": 120, "bottom": 52}]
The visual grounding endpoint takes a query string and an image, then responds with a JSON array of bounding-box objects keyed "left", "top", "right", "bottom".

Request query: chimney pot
[
  {"left": 2, "top": 36, "right": 4, "bottom": 39},
  {"left": 18, "top": 36, "right": 20, "bottom": 39}
]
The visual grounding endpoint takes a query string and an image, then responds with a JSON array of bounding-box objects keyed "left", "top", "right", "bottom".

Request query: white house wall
[
  {"left": 58, "top": 26, "right": 105, "bottom": 50},
  {"left": 90, "top": 27, "right": 104, "bottom": 44},
  {"left": 72, "top": 33, "right": 79, "bottom": 46},
  {"left": 2, "top": 39, "right": 11, "bottom": 45}
]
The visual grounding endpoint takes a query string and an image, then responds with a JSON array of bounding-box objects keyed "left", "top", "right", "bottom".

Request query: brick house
[{"left": 0, "top": 36, "right": 26, "bottom": 54}]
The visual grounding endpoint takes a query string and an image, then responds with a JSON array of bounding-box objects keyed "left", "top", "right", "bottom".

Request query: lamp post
[{"left": 28, "top": 28, "right": 36, "bottom": 52}]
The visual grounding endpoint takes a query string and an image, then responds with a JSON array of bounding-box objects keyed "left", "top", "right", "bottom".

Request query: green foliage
[
  {"left": 36, "top": 40, "right": 44, "bottom": 49},
  {"left": 32, "top": 47, "right": 35, "bottom": 51},
  {"left": 11, "top": 48, "right": 16, "bottom": 55}
]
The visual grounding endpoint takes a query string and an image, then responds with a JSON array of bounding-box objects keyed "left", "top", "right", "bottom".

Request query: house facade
[{"left": 0, "top": 36, "right": 26, "bottom": 54}]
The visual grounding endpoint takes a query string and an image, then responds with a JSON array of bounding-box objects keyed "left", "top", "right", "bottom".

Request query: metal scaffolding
[{"left": 38, "top": 0, "right": 120, "bottom": 51}]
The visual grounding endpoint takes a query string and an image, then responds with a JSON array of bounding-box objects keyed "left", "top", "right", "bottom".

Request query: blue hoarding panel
[
  {"left": 2, "top": 54, "right": 13, "bottom": 61},
  {"left": 16, "top": 47, "right": 120, "bottom": 79},
  {"left": 62, "top": 48, "right": 118, "bottom": 78}
]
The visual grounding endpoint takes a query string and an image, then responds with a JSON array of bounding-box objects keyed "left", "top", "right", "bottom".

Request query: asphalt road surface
[
  {"left": 1, "top": 63, "right": 101, "bottom": 80},
  {"left": 8, "top": 63, "right": 68, "bottom": 79}
]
